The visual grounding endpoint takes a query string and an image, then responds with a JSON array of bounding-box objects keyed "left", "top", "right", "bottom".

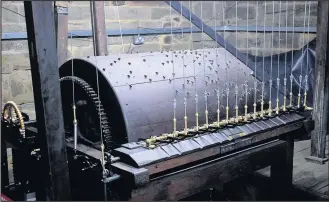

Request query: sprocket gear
[{"left": 60, "top": 76, "right": 113, "bottom": 152}]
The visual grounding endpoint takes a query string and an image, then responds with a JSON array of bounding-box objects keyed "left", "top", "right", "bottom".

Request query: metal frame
[{"left": 24, "top": 1, "right": 71, "bottom": 200}]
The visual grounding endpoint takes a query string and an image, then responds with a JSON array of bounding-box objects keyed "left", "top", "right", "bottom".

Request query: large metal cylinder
[{"left": 59, "top": 48, "right": 267, "bottom": 146}]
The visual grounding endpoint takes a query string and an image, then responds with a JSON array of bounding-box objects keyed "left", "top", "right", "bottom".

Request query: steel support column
[
  {"left": 90, "top": 1, "right": 108, "bottom": 56},
  {"left": 24, "top": 1, "right": 71, "bottom": 200},
  {"left": 306, "top": 0, "right": 329, "bottom": 164},
  {"left": 54, "top": 2, "right": 69, "bottom": 67}
]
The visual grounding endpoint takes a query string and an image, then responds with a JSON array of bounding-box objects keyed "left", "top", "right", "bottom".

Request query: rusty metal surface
[{"left": 59, "top": 48, "right": 271, "bottom": 144}]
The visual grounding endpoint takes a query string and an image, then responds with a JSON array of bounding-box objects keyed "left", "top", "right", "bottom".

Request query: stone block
[
  {"left": 68, "top": 38, "right": 92, "bottom": 47},
  {"left": 225, "top": 4, "right": 256, "bottom": 20},
  {"left": 2, "top": 63, "right": 13, "bottom": 74},
  {"left": 162, "top": 42, "right": 189, "bottom": 51},
  {"left": 118, "top": 6, "right": 151, "bottom": 20},
  {"left": 272, "top": 32, "right": 301, "bottom": 49},
  {"left": 68, "top": 6, "right": 91, "bottom": 21},
  {"left": 294, "top": 1, "right": 318, "bottom": 17},
  {"left": 139, "top": 20, "right": 162, "bottom": 29},
  {"left": 2, "top": 4, "right": 20, "bottom": 23},
  {"left": 192, "top": 1, "right": 214, "bottom": 20},
  {"left": 105, "top": 21, "right": 139, "bottom": 30},
  {"left": 107, "top": 44, "right": 131, "bottom": 54},
  {"left": 10, "top": 70, "right": 34, "bottom": 104},
  {"left": 111, "top": 1, "right": 126, "bottom": 6},
  {"left": 125, "top": 1, "right": 167, "bottom": 7},
  {"left": 143, "top": 35, "right": 161, "bottom": 43},
  {"left": 151, "top": 7, "right": 170, "bottom": 20},
  {"left": 130, "top": 43, "right": 161, "bottom": 53},
  {"left": 104, "top": 6, "right": 118, "bottom": 20},
  {"left": 2, "top": 53, "right": 31, "bottom": 71},
  {"left": 2, "top": 40, "right": 29, "bottom": 52},
  {"left": 108, "top": 36, "right": 133, "bottom": 45},
  {"left": 75, "top": 46, "right": 94, "bottom": 57},
  {"left": 2, "top": 23, "right": 26, "bottom": 32},
  {"left": 2, "top": 74, "right": 12, "bottom": 103},
  {"left": 68, "top": 21, "right": 92, "bottom": 30}
]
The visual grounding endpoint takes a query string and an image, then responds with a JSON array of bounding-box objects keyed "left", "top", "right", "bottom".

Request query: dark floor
[{"left": 256, "top": 136, "right": 329, "bottom": 200}]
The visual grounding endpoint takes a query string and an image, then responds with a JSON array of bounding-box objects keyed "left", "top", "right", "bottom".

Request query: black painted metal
[
  {"left": 59, "top": 49, "right": 268, "bottom": 145},
  {"left": 112, "top": 112, "right": 304, "bottom": 168},
  {"left": 24, "top": 1, "right": 71, "bottom": 200}
]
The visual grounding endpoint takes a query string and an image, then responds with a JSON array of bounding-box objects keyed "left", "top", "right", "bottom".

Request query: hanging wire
[
  {"left": 244, "top": 1, "right": 249, "bottom": 121},
  {"left": 304, "top": 1, "right": 311, "bottom": 108},
  {"left": 275, "top": 1, "right": 282, "bottom": 114},
  {"left": 297, "top": 1, "right": 308, "bottom": 108},
  {"left": 283, "top": 1, "right": 289, "bottom": 111},
  {"left": 115, "top": 1, "right": 125, "bottom": 54},
  {"left": 214, "top": 1, "right": 221, "bottom": 126},
  {"left": 188, "top": 1, "right": 199, "bottom": 131},
  {"left": 200, "top": 1, "right": 209, "bottom": 128},
  {"left": 180, "top": 1, "right": 188, "bottom": 134},
  {"left": 169, "top": 1, "right": 177, "bottom": 135},
  {"left": 253, "top": 1, "right": 259, "bottom": 119},
  {"left": 222, "top": 1, "right": 229, "bottom": 123},
  {"left": 289, "top": 1, "right": 295, "bottom": 108},
  {"left": 261, "top": 1, "right": 266, "bottom": 117},
  {"left": 234, "top": 1, "right": 239, "bottom": 122}
]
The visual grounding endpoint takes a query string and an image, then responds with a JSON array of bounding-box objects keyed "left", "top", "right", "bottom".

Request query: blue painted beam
[{"left": 1, "top": 26, "right": 317, "bottom": 41}]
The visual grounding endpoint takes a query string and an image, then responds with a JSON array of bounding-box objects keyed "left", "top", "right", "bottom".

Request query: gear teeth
[{"left": 60, "top": 76, "right": 113, "bottom": 152}]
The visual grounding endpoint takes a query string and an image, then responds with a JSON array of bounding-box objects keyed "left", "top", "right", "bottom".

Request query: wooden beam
[
  {"left": 24, "top": 1, "right": 71, "bottom": 200},
  {"left": 306, "top": 0, "right": 329, "bottom": 164},
  {"left": 90, "top": 1, "right": 108, "bottom": 56},
  {"left": 130, "top": 140, "right": 287, "bottom": 201},
  {"left": 54, "top": 2, "right": 69, "bottom": 66}
]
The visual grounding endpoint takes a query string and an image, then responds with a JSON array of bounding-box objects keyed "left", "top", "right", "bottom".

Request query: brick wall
[{"left": 1, "top": 1, "right": 318, "bottom": 108}]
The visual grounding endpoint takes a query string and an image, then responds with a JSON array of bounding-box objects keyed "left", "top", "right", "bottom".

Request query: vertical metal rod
[
  {"left": 24, "top": 1, "right": 71, "bottom": 200},
  {"left": 90, "top": 1, "right": 108, "bottom": 56}
]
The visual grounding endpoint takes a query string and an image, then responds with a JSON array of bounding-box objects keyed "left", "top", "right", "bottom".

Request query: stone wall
[{"left": 1, "top": 1, "right": 318, "bottom": 109}]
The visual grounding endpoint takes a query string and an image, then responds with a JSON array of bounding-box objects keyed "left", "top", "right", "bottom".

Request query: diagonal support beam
[
  {"left": 165, "top": 1, "right": 255, "bottom": 69},
  {"left": 24, "top": 1, "right": 71, "bottom": 200}
]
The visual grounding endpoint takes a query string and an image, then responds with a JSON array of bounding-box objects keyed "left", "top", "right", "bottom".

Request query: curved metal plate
[{"left": 60, "top": 48, "right": 268, "bottom": 143}]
